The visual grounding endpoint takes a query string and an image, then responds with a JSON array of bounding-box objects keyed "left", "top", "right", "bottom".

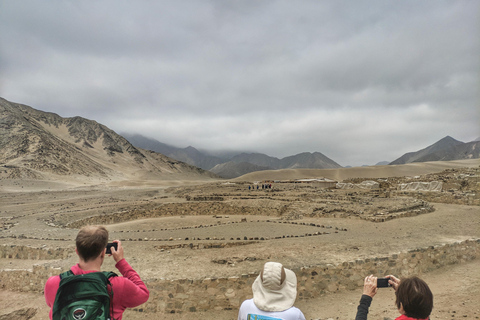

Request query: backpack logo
[{"left": 73, "top": 308, "right": 86, "bottom": 319}]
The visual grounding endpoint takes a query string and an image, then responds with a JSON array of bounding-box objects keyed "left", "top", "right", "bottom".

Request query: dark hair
[
  {"left": 396, "top": 276, "right": 433, "bottom": 319},
  {"left": 76, "top": 225, "right": 109, "bottom": 262}
]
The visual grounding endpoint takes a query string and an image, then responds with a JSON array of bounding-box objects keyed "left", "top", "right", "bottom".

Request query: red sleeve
[
  {"left": 113, "top": 259, "right": 149, "bottom": 308},
  {"left": 44, "top": 275, "right": 61, "bottom": 319}
]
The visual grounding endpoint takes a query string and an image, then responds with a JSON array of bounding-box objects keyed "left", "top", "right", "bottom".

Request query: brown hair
[
  {"left": 76, "top": 225, "right": 109, "bottom": 262},
  {"left": 396, "top": 276, "right": 433, "bottom": 319}
]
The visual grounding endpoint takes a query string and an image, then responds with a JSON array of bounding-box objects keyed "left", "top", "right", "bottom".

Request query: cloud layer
[{"left": 1, "top": 0, "right": 478, "bottom": 166}]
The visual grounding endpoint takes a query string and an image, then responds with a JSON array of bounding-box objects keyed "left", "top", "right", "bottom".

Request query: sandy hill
[
  {"left": 234, "top": 158, "right": 479, "bottom": 182},
  {"left": 210, "top": 161, "right": 270, "bottom": 179},
  {"left": 0, "top": 98, "right": 218, "bottom": 185}
]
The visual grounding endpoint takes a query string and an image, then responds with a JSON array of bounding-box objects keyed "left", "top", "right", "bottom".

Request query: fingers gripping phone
[
  {"left": 377, "top": 277, "right": 391, "bottom": 288},
  {"left": 106, "top": 242, "right": 118, "bottom": 254}
]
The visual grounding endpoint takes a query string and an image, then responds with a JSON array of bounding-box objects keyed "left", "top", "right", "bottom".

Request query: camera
[
  {"left": 377, "top": 277, "right": 391, "bottom": 288},
  {"left": 106, "top": 242, "right": 118, "bottom": 254}
]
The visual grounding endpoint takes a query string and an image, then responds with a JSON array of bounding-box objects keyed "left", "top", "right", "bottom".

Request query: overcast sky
[{"left": 1, "top": 1, "right": 478, "bottom": 166}]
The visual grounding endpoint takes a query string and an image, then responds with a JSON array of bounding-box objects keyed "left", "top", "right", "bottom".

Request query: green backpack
[{"left": 52, "top": 270, "right": 117, "bottom": 320}]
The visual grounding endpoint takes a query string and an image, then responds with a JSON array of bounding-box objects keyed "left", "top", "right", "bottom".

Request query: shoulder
[
  {"left": 239, "top": 299, "right": 254, "bottom": 308},
  {"left": 281, "top": 306, "right": 305, "bottom": 320},
  {"left": 239, "top": 299, "right": 256, "bottom": 314},
  {"left": 45, "top": 274, "right": 61, "bottom": 287},
  {"left": 44, "top": 275, "right": 61, "bottom": 306},
  {"left": 288, "top": 306, "right": 304, "bottom": 315}
]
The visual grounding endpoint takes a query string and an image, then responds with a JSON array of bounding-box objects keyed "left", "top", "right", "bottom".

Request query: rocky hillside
[
  {"left": 0, "top": 98, "right": 217, "bottom": 182},
  {"left": 390, "top": 136, "right": 480, "bottom": 165}
]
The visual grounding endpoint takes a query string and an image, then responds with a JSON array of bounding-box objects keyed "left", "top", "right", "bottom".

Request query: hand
[
  {"left": 110, "top": 240, "right": 124, "bottom": 263},
  {"left": 387, "top": 275, "right": 401, "bottom": 291},
  {"left": 363, "top": 275, "right": 378, "bottom": 298}
]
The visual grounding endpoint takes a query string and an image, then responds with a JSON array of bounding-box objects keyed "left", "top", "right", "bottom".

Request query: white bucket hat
[{"left": 252, "top": 262, "right": 297, "bottom": 312}]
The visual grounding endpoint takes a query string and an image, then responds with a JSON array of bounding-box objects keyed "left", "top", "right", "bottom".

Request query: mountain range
[
  {"left": 1, "top": 97, "right": 478, "bottom": 181},
  {"left": 122, "top": 133, "right": 342, "bottom": 178},
  {"left": 123, "top": 132, "right": 479, "bottom": 178}
]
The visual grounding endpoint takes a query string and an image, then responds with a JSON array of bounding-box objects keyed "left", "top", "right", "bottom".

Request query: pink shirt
[{"left": 44, "top": 259, "right": 149, "bottom": 320}]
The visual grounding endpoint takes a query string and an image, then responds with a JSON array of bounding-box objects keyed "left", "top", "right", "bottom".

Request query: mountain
[
  {"left": 231, "top": 152, "right": 341, "bottom": 170},
  {"left": 230, "top": 153, "right": 280, "bottom": 168},
  {"left": 279, "top": 152, "right": 341, "bottom": 169},
  {"left": 0, "top": 98, "right": 217, "bottom": 183},
  {"left": 122, "top": 133, "right": 226, "bottom": 170},
  {"left": 211, "top": 152, "right": 341, "bottom": 178},
  {"left": 123, "top": 134, "right": 342, "bottom": 178},
  {"left": 390, "top": 136, "right": 480, "bottom": 165},
  {"left": 122, "top": 133, "right": 179, "bottom": 156}
]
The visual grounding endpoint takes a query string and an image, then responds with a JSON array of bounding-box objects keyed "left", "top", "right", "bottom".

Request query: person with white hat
[{"left": 238, "top": 262, "right": 306, "bottom": 320}]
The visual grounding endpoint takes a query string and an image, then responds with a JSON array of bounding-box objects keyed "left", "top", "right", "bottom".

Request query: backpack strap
[
  {"left": 103, "top": 271, "right": 118, "bottom": 320},
  {"left": 59, "top": 270, "right": 74, "bottom": 280},
  {"left": 103, "top": 271, "right": 117, "bottom": 279}
]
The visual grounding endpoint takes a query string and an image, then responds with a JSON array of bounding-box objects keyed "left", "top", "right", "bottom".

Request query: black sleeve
[{"left": 355, "top": 295, "right": 373, "bottom": 320}]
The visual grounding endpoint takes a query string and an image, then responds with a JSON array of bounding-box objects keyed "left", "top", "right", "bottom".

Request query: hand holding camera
[
  {"left": 387, "top": 274, "right": 401, "bottom": 291},
  {"left": 363, "top": 274, "right": 401, "bottom": 298},
  {"left": 106, "top": 240, "right": 124, "bottom": 263},
  {"left": 362, "top": 275, "right": 378, "bottom": 297}
]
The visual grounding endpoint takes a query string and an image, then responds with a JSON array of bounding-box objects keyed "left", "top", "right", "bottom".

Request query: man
[
  {"left": 44, "top": 225, "right": 149, "bottom": 320},
  {"left": 238, "top": 261, "right": 306, "bottom": 320}
]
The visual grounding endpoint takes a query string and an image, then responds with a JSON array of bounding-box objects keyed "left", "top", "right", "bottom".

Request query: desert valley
[{"left": 0, "top": 98, "right": 479, "bottom": 320}]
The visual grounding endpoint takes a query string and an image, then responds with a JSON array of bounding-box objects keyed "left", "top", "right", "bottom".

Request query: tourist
[
  {"left": 238, "top": 262, "right": 306, "bottom": 320},
  {"left": 44, "top": 225, "right": 149, "bottom": 320},
  {"left": 355, "top": 274, "right": 433, "bottom": 320}
]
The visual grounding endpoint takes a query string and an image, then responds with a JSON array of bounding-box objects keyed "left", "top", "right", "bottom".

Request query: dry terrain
[{"left": 0, "top": 159, "right": 479, "bottom": 320}]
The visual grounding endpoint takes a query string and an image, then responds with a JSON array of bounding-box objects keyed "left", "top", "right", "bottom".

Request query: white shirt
[{"left": 238, "top": 299, "right": 306, "bottom": 320}]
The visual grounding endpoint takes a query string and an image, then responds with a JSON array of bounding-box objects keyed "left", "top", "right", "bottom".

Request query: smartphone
[
  {"left": 106, "top": 242, "right": 118, "bottom": 254},
  {"left": 377, "top": 278, "right": 391, "bottom": 288}
]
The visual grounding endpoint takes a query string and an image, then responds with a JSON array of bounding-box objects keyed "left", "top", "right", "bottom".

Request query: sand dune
[{"left": 234, "top": 159, "right": 479, "bottom": 182}]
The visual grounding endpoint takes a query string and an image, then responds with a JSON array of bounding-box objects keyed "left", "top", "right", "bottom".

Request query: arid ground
[{"left": 0, "top": 159, "right": 479, "bottom": 320}]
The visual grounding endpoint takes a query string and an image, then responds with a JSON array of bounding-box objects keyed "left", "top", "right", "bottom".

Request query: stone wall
[
  {"left": 0, "top": 239, "right": 478, "bottom": 314},
  {"left": 0, "top": 244, "right": 70, "bottom": 260},
  {"left": 66, "top": 202, "right": 278, "bottom": 229},
  {"left": 139, "top": 238, "right": 479, "bottom": 314},
  {"left": 395, "top": 190, "right": 479, "bottom": 206}
]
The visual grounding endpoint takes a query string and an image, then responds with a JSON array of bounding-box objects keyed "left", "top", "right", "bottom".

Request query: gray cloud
[{"left": 1, "top": 0, "right": 478, "bottom": 166}]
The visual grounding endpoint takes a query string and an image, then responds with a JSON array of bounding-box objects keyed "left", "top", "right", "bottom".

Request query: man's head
[
  {"left": 75, "top": 225, "right": 109, "bottom": 262},
  {"left": 396, "top": 276, "right": 433, "bottom": 319}
]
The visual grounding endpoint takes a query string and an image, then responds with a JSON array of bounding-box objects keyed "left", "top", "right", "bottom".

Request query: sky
[{"left": 0, "top": 1, "right": 479, "bottom": 167}]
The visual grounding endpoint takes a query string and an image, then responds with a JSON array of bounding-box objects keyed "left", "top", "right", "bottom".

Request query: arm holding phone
[{"left": 355, "top": 275, "right": 397, "bottom": 320}]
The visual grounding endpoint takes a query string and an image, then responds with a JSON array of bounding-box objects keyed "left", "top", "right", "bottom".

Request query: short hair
[
  {"left": 396, "top": 276, "right": 433, "bottom": 319},
  {"left": 76, "top": 225, "right": 109, "bottom": 262}
]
